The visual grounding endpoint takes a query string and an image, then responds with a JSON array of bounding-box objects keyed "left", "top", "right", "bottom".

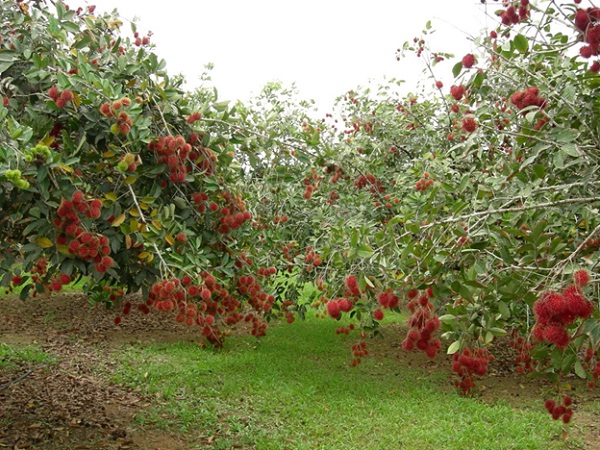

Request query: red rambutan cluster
[
  {"left": 133, "top": 31, "right": 151, "bottom": 47},
  {"left": 67, "top": 231, "right": 114, "bottom": 273},
  {"left": 149, "top": 270, "right": 265, "bottom": 347},
  {"left": 531, "top": 271, "right": 594, "bottom": 349},
  {"left": 53, "top": 192, "right": 114, "bottom": 273},
  {"left": 148, "top": 135, "right": 194, "bottom": 183},
  {"left": 451, "top": 347, "right": 494, "bottom": 396},
  {"left": 583, "top": 346, "right": 600, "bottom": 387},
  {"left": 47, "top": 273, "right": 72, "bottom": 292},
  {"left": 498, "top": 1, "right": 530, "bottom": 26},
  {"left": 302, "top": 169, "right": 322, "bottom": 200},
  {"left": 377, "top": 288, "right": 399, "bottom": 309},
  {"left": 509, "top": 86, "right": 547, "bottom": 113},
  {"left": 574, "top": 7, "right": 600, "bottom": 67},
  {"left": 186, "top": 112, "right": 202, "bottom": 124},
  {"left": 415, "top": 172, "right": 434, "bottom": 191},
  {"left": 212, "top": 191, "right": 252, "bottom": 235},
  {"left": 29, "top": 258, "right": 48, "bottom": 288},
  {"left": 47, "top": 85, "right": 74, "bottom": 109},
  {"left": 191, "top": 191, "right": 209, "bottom": 213},
  {"left": 257, "top": 266, "right": 277, "bottom": 277},
  {"left": 237, "top": 274, "right": 275, "bottom": 317},
  {"left": 305, "top": 247, "right": 323, "bottom": 269},
  {"left": 508, "top": 331, "right": 535, "bottom": 374},
  {"left": 450, "top": 85, "right": 465, "bottom": 101},
  {"left": 402, "top": 289, "right": 441, "bottom": 358},
  {"left": 326, "top": 297, "right": 354, "bottom": 319},
  {"left": 351, "top": 341, "right": 368, "bottom": 367},
  {"left": 461, "top": 115, "right": 478, "bottom": 133},
  {"left": 345, "top": 274, "right": 361, "bottom": 298},
  {"left": 335, "top": 324, "right": 355, "bottom": 335},
  {"left": 543, "top": 397, "right": 574, "bottom": 423},
  {"left": 354, "top": 173, "right": 384, "bottom": 195},
  {"left": 100, "top": 97, "right": 131, "bottom": 119}
]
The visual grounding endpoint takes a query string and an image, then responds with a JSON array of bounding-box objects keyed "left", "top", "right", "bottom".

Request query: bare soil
[
  {"left": 0, "top": 292, "right": 196, "bottom": 450},
  {"left": 1, "top": 293, "right": 599, "bottom": 449}
]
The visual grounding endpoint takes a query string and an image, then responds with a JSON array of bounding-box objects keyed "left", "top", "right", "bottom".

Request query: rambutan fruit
[
  {"left": 462, "top": 54, "right": 476, "bottom": 68},
  {"left": 573, "top": 269, "right": 590, "bottom": 287},
  {"left": 373, "top": 309, "right": 384, "bottom": 321}
]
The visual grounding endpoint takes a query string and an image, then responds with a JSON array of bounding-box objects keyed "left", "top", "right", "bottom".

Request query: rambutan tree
[{"left": 0, "top": 0, "right": 297, "bottom": 346}]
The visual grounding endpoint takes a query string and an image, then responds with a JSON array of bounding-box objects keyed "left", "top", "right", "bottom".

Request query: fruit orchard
[{"left": 2, "top": 0, "right": 600, "bottom": 423}]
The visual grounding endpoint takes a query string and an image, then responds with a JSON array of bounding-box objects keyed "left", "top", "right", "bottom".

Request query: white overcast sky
[{"left": 68, "top": 1, "right": 497, "bottom": 110}]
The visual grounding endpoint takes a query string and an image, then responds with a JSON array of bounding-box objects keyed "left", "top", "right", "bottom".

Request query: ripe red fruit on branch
[
  {"left": 373, "top": 309, "right": 384, "bottom": 321},
  {"left": 186, "top": 112, "right": 201, "bottom": 123},
  {"left": 509, "top": 86, "right": 547, "bottom": 112},
  {"left": 461, "top": 54, "right": 476, "bottom": 68},
  {"left": 461, "top": 116, "right": 478, "bottom": 133},
  {"left": 326, "top": 300, "right": 341, "bottom": 319},
  {"left": 47, "top": 85, "right": 59, "bottom": 101},
  {"left": 573, "top": 269, "right": 590, "bottom": 287},
  {"left": 450, "top": 85, "right": 465, "bottom": 101}
]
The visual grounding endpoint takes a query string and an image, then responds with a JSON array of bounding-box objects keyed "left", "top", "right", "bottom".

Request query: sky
[{"left": 68, "top": 0, "right": 496, "bottom": 110}]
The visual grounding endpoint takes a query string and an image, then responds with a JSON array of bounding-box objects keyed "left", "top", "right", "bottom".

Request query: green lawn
[{"left": 111, "top": 315, "right": 576, "bottom": 450}]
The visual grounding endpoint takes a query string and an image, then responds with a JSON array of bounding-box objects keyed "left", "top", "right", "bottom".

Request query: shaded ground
[
  {"left": 0, "top": 292, "right": 196, "bottom": 450},
  {"left": 0, "top": 292, "right": 599, "bottom": 449}
]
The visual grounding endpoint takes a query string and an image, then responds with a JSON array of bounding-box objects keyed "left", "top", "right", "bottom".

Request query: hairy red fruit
[
  {"left": 59, "top": 273, "right": 71, "bottom": 285},
  {"left": 48, "top": 85, "right": 60, "bottom": 101},
  {"left": 60, "top": 90, "right": 73, "bottom": 103},
  {"left": 461, "top": 53, "right": 476, "bottom": 68},
  {"left": 373, "top": 309, "right": 384, "bottom": 321},
  {"left": 461, "top": 116, "right": 478, "bottom": 133},
  {"left": 55, "top": 97, "right": 67, "bottom": 109},
  {"left": 450, "top": 85, "right": 465, "bottom": 101},
  {"left": 326, "top": 300, "right": 341, "bottom": 319},
  {"left": 573, "top": 269, "right": 590, "bottom": 287}
]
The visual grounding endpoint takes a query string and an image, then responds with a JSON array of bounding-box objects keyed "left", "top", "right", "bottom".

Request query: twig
[
  {"left": 0, "top": 367, "right": 36, "bottom": 392},
  {"left": 422, "top": 197, "right": 599, "bottom": 228}
]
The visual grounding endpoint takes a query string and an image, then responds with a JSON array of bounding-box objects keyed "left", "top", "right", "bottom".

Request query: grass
[
  {"left": 0, "top": 343, "right": 56, "bottom": 370},
  {"left": 111, "top": 315, "right": 577, "bottom": 450}
]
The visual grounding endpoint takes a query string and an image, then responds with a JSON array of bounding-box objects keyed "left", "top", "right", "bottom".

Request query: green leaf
[
  {"left": 553, "top": 150, "right": 565, "bottom": 169},
  {"left": 574, "top": 361, "right": 587, "bottom": 379},
  {"left": 447, "top": 340, "right": 461, "bottom": 355},
  {"left": 356, "top": 244, "right": 373, "bottom": 258},
  {"left": 513, "top": 34, "right": 529, "bottom": 54},
  {"left": 561, "top": 352, "right": 577, "bottom": 374},
  {"left": 498, "top": 301, "right": 511, "bottom": 319},
  {"left": 553, "top": 128, "right": 579, "bottom": 143},
  {"left": 489, "top": 327, "right": 507, "bottom": 337},
  {"left": 561, "top": 143, "right": 580, "bottom": 157},
  {"left": 452, "top": 62, "right": 462, "bottom": 78},
  {"left": 438, "top": 314, "right": 456, "bottom": 323}
]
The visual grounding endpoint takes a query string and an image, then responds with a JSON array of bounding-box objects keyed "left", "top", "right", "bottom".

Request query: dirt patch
[{"left": 0, "top": 293, "right": 198, "bottom": 449}]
